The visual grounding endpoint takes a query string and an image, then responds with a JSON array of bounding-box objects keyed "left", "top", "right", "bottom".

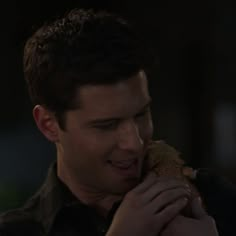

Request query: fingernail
[
  {"left": 197, "top": 197, "right": 202, "bottom": 203},
  {"left": 186, "top": 188, "right": 191, "bottom": 194},
  {"left": 184, "top": 185, "right": 191, "bottom": 192},
  {"left": 182, "top": 198, "right": 188, "bottom": 204}
]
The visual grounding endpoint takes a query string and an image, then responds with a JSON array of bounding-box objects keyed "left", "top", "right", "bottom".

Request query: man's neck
[{"left": 58, "top": 167, "right": 123, "bottom": 218}]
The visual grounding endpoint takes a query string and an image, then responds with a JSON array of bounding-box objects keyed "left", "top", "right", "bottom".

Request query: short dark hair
[{"left": 23, "top": 8, "right": 152, "bottom": 129}]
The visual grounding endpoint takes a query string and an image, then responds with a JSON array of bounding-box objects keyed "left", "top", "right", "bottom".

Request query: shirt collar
[
  {"left": 34, "top": 162, "right": 82, "bottom": 234},
  {"left": 33, "top": 162, "right": 121, "bottom": 235},
  {"left": 31, "top": 161, "right": 121, "bottom": 235}
]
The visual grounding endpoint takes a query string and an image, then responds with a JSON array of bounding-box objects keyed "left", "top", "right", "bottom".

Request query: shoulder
[{"left": 0, "top": 197, "right": 44, "bottom": 236}]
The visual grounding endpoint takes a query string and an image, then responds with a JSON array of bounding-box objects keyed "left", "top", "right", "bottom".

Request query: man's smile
[{"left": 107, "top": 159, "right": 139, "bottom": 177}]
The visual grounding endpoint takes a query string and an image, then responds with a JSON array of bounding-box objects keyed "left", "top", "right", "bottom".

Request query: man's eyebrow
[{"left": 87, "top": 99, "right": 152, "bottom": 125}]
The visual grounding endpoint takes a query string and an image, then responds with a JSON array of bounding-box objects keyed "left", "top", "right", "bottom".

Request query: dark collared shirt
[
  {"left": 0, "top": 164, "right": 236, "bottom": 236},
  {"left": 0, "top": 163, "right": 120, "bottom": 236}
]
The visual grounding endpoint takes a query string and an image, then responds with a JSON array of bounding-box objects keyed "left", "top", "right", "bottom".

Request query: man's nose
[{"left": 117, "top": 119, "right": 144, "bottom": 152}]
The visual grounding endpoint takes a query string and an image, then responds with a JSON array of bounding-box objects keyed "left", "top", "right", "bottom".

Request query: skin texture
[
  {"left": 33, "top": 70, "right": 219, "bottom": 235},
  {"left": 160, "top": 198, "right": 219, "bottom": 236},
  {"left": 106, "top": 173, "right": 191, "bottom": 236},
  {"left": 33, "top": 70, "right": 153, "bottom": 211}
]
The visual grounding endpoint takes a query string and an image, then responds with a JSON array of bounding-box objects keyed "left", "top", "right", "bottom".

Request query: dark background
[{"left": 0, "top": 0, "right": 236, "bottom": 211}]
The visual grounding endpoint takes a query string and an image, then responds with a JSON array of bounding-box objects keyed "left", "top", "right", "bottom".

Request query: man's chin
[{"left": 108, "top": 178, "right": 139, "bottom": 195}]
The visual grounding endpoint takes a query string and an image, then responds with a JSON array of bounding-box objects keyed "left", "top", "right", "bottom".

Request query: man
[{"left": 0, "top": 8, "right": 234, "bottom": 235}]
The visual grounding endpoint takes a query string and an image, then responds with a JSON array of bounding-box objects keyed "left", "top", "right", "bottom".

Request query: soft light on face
[{"left": 56, "top": 70, "right": 153, "bottom": 195}]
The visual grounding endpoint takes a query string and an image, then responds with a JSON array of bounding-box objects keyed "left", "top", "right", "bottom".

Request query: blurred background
[{"left": 0, "top": 0, "right": 236, "bottom": 211}]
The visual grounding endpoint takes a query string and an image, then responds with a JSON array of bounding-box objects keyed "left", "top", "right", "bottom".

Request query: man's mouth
[
  {"left": 107, "top": 159, "right": 139, "bottom": 177},
  {"left": 108, "top": 159, "right": 136, "bottom": 168}
]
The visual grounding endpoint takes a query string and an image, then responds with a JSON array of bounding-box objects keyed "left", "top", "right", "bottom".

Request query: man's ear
[{"left": 33, "top": 105, "right": 60, "bottom": 142}]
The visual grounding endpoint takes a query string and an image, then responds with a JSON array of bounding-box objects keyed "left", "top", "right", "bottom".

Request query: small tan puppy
[{"left": 144, "top": 140, "right": 203, "bottom": 217}]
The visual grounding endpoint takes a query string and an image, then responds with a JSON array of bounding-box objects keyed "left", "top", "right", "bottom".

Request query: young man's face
[{"left": 57, "top": 70, "right": 153, "bottom": 195}]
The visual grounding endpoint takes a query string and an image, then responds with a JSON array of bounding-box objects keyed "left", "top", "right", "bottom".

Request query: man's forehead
[
  {"left": 77, "top": 71, "right": 149, "bottom": 106},
  {"left": 71, "top": 71, "right": 151, "bottom": 119}
]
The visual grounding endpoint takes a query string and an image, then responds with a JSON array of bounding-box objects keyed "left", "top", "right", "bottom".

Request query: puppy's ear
[{"left": 33, "top": 105, "right": 60, "bottom": 142}]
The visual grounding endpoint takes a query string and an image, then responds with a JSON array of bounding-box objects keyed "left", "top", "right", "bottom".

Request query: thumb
[{"left": 191, "top": 197, "right": 207, "bottom": 219}]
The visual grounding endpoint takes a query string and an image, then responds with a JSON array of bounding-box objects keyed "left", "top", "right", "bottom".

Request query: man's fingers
[
  {"left": 141, "top": 180, "right": 190, "bottom": 204},
  {"left": 191, "top": 197, "right": 208, "bottom": 219},
  {"left": 155, "top": 197, "right": 188, "bottom": 227},
  {"left": 147, "top": 188, "right": 190, "bottom": 213},
  {"left": 133, "top": 173, "right": 190, "bottom": 200},
  {"left": 132, "top": 172, "right": 157, "bottom": 193}
]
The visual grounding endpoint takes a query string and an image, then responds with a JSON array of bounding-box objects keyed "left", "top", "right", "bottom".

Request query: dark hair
[{"left": 23, "top": 8, "right": 152, "bottom": 129}]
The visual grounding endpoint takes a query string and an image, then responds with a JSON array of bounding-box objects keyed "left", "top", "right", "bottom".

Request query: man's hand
[
  {"left": 106, "top": 173, "right": 191, "bottom": 236},
  {"left": 160, "top": 197, "right": 219, "bottom": 236}
]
